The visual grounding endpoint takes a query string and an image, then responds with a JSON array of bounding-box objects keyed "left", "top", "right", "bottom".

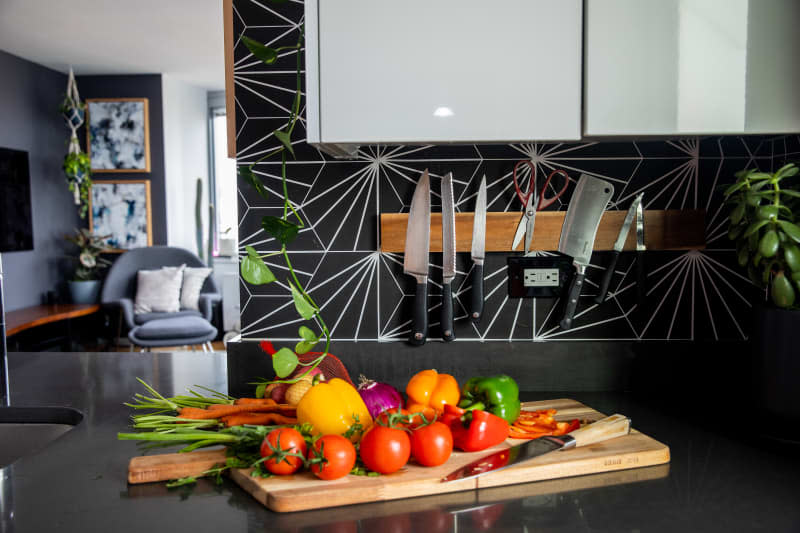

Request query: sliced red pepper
[{"left": 447, "top": 408, "right": 509, "bottom": 452}]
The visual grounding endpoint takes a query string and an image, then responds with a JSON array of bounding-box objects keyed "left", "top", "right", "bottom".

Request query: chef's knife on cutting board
[
  {"left": 441, "top": 414, "right": 631, "bottom": 483},
  {"left": 594, "top": 193, "right": 643, "bottom": 304},
  {"left": 441, "top": 172, "right": 456, "bottom": 342},
  {"left": 470, "top": 175, "right": 487, "bottom": 323},
  {"left": 404, "top": 170, "right": 431, "bottom": 345},
  {"left": 558, "top": 174, "right": 614, "bottom": 330}
]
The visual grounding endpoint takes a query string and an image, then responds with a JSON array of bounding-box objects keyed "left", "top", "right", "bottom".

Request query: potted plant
[
  {"left": 64, "top": 229, "right": 111, "bottom": 304},
  {"left": 724, "top": 162, "right": 800, "bottom": 432}
]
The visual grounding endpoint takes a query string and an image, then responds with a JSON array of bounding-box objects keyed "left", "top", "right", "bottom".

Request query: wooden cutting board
[{"left": 128, "top": 399, "right": 670, "bottom": 512}]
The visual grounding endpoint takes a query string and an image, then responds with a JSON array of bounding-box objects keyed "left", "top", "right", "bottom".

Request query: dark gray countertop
[{"left": 2, "top": 351, "right": 799, "bottom": 532}]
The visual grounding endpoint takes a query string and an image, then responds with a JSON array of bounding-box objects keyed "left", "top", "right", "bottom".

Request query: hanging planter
[{"left": 60, "top": 67, "right": 92, "bottom": 217}]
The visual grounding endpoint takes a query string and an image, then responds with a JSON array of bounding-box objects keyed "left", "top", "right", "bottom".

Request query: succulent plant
[
  {"left": 64, "top": 228, "right": 112, "bottom": 281},
  {"left": 724, "top": 163, "right": 800, "bottom": 308}
]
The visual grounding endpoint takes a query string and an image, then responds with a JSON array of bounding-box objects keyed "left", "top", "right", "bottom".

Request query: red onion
[{"left": 357, "top": 375, "right": 402, "bottom": 418}]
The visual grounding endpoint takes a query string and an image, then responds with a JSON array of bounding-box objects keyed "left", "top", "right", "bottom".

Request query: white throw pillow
[
  {"left": 180, "top": 267, "right": 213, "bottom": 311},
  {"left": 134, "top": 265, "right": 185, "bottom": 314}
]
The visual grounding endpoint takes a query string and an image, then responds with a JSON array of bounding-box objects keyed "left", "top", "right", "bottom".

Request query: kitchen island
[{"left": 2, "top": 351, "right": 798, "bottom": 532}]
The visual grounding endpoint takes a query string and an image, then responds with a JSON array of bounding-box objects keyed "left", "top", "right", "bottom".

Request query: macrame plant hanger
[{"left": 62, "top": 67, "right": 86, "bottom": 205}]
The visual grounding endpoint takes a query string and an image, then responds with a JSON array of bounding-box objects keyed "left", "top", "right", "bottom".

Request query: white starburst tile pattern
[{"left": 233, "top": 0, "right": 787, "bottom": 343}]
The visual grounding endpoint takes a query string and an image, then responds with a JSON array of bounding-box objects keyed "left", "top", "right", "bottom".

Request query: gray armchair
[{"left": 101, "top": 246, "right": 221, "bottom": 348}]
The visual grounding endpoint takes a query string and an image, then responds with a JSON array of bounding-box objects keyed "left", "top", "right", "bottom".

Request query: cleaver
[{"left": 558, "top": 174, "right": 614, "bottom": 330}]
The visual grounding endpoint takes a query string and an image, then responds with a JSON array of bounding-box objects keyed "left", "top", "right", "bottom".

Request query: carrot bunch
[
  {"left": 508, "top": 409, "right": 580, "bottom": 440},
  {"left": 178, "top": 397, "right": 298, "bottom": 428}
]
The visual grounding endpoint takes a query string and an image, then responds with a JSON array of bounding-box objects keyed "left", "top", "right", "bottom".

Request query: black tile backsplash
[{"left": 232, "top": 0, "right": 797, "bottom": 350}]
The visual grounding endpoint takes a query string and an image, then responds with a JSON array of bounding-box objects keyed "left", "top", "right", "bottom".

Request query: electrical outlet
[{"left": 523, "top": 268, "right": 559, "bottom": 287}]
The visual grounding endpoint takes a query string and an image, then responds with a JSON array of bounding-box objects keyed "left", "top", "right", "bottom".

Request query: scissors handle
[
  {"left": 538, "top": 169, "right": 570, "bottom": 210},
  {"left": 513, "top": 160, "right": 536, "bottom": 207}
]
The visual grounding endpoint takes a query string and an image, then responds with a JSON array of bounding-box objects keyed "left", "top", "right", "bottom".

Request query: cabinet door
[
  {"left": 311, "top": 0, "right": 582, "bottom": 144},
  {"left": 584, "top": 0, "right": 800, "bottom": 136}
]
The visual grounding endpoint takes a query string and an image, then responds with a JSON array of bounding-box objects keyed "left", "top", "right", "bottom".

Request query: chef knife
[
  {"left": 594, "top": 193, "right": 643, "bottom": 304},
  {"left": 558, "top": 174, "right": 614, "bottom": 330},
  {"left": 441, "top": 414, "right": 631, "bottom": 483},
  {"left": 470, "top": 175, "right": 487, "bottom": 323},
  {"left": 636, "top": 196, "right": 646, "bottom": 309},
  {"left": 404, "top": 170, "right": 431, "bottom": 346},
  {"left": 441, "top": 172, "right": 456, "bottom": 342}
]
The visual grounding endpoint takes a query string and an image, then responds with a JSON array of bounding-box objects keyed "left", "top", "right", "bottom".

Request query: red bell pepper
[{"left": 444, "top": 404, "right": 509, "bottom": 452}]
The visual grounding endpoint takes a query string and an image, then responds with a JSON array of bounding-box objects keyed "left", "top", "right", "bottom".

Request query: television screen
[{"left": 0, "top": 147, "right": 34, "bottom": 252}]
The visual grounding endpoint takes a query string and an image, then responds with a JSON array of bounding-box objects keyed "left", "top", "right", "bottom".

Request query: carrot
[
  {"left": 178, "top": 404, "right": 296, "bottom": 420},
  {"left": 234, "top": 398, "right": 278, "bottom": 406},
  {"left": 221, "top": 412, "right": 298, "bottom": 428}
]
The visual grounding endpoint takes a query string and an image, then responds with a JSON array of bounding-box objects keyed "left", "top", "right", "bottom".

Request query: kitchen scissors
[{"left": 511, "top": 160, "right": 569, "bottom": 255}]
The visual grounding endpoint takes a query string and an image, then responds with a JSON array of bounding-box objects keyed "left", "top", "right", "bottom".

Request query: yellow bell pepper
[{"left": 296, "top": 378, "right": 373, "bottom": 441}]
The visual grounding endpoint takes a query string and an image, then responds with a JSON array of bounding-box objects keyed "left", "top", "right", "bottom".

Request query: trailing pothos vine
[{"left": 237, "top": 23, "right": 328, "bottom": 388}]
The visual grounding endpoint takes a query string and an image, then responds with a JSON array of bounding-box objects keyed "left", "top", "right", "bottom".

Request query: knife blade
[
  {"left": 404, "top": 169, "right": 431, "bottom": 346},
  {"left": 470, "top": 175, "right": 487, "bottom": 323},
  {"left": 636, "top": 196, "right": 646, "bottom": 310},
  {"left": 558, "top": 174, "right": 614, "bottom": 330},
  {"left": 441, "top": 414, "right": 631, "bottom": 483},
  {"left": 441, "top": 172, "right": 456, "bottom": 342},
  {"left": 594, "top": 193, "right": 643, "bottom": 304}
]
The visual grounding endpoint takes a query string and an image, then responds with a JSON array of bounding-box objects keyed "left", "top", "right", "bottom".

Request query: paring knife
[
  {"left": 470, "top": 176, "right": 487, "bottom": 323},
  {"left": 404, "top": 170, "right": 431, "bottom": 346},
  {"left": 594, "top": 193, "right": 644, "bottom": 304},
  {"left": 636, "top": 196, "right": 646, "bottom": 309},
  {"left": 558, "top": 174, "right": 614, "bottom": 330},
  {"left": 440, "top": 172, "right": 456, "bottom": 342},
  {"left": 441, "top": 414, "right": 631, "bottom": 483}
]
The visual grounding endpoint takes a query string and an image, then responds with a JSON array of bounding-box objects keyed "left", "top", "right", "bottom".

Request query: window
[{"left": 209, "top": 108, "right": 237, "bottom": 256}]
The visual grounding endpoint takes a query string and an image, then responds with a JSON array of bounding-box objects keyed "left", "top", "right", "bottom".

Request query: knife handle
[
  {"left": 636, "top": 250, "right": 646, "bottom": 309},
  {"left": 566, "top": 414, "right": 631, "bottom": 448},
  {"left": 408, "top": 280, "right": 428, "bottom": 346},
  {"left": 559, "top": 269, "right": 584, "bottom": 331},
  {"left": 594, "top": 250, "right": 620, "bottom": 304},
  {"left": 441, "top": 281, "right": 455, "bottom": 342},
  {"left": 470, "top": 263, "right": 484, "bottom": 323}
]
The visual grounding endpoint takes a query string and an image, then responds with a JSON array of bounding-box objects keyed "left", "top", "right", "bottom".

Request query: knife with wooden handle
[
  {"left": 404, "top": 170, "right": 431, "bottom": 345},
  {"left": 470, "top": 176, "right": 487, "bottom": 323},
  {"left": 440, "top": 172, "right": 456, "bottom": 342}
]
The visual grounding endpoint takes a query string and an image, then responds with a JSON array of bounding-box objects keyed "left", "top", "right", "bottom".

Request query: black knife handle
[
  {"left": 470, "top": 263, "right": 484, "bottom": 323},
  {"left": 594, "top": 251, "right": 620, "bottom": 304},
  {"left": 408, "top": 281, "right": 428, "bottom": 346},
  {"left": 560, "top": 270, "right": 585, "bottom": 331},
  {"left": 636, "top": 250, "right": 646, "bottom": 309},
  {"left": 441, "top": 281, "right": 455, "bottom": 342}
]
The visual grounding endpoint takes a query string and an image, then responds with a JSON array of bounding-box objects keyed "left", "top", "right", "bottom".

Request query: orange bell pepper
[{"left": 405, "top": 369, "right": 460, "bottom": 419}]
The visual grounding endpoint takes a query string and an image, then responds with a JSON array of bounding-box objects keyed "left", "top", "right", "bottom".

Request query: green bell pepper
[{"left": 458, "top": 375, "right": 521, "bottom": 423}]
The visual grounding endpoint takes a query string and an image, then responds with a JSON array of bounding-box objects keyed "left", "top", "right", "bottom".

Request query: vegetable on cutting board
[
  {"left": 509, "top": 409, "right": 580, "bottom": 439},
  {"left": 308, "top": 435, "right": 357, "bottom": 480},
  {"left": 356, "top": 375, "right": 403, "bottom": 419},
  {"left": 441, "top": 404, "right": 509, "bottom": 452},
  {"left": 405, "top": 369, "right": 460, "bottom": 419},
  {"left": 409, "top": 420, "right": 453, "bottom": 467},
  {"left": 296, "top": 378, "right": 373, "bottom": 441},
  {"left": 359, "top": 422, "right": 411, "bottom": 474},
  {"left": 260, "top": 427, "right": 307, "bottom": 475},
  {"left": 458, "top": 375, "right": 521, "bottom": 424}
]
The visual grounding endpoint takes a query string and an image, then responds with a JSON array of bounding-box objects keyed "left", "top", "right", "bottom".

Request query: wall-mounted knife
[
  {"left": 636, "top": 196, "right": 646, "bottom": 309},
  {"left": 558, "top": 174, "right": 614, "bottom": 330},
  {"left": 404, "top": 170, "right": 431, "bottom": 346},
  {"left": 594, "top": 192, "right": 643, "bottom": 304},
  {"left": 441, "top": 172, "right": 456, "bottom": 342},
  {"left": 469, "top": 175, "right": 487, "bottom": 323}
]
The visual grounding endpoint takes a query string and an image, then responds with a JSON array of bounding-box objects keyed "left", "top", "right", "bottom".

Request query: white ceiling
[{"left": 0, "top": 0, "right": 225, "bottom": 90}]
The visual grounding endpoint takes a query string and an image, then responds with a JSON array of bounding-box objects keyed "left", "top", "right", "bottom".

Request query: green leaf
[
  {"left": 792, "top": 271, "right": 800, "bottom": 283},
  {"left": 771, "top": 272, "right": 796, "bottom": 308},
  {"left": 753, "top": 251, "right": 763, "bottom": 267},
  {"left": 779, "top": 189, "right": 800, "bottom": 198},
  {"left": 743, "top": 219, "right": 770, "bottom": 238},
  {"left": 295, "top": 340, "right": 316, "bottom": 355},
  {"left": 272, "top": 347, "right": 299, "bottom": 378},
  {"left": 723, "top": 181, "right": 747, "bottom": 197},
  {"left": 737, "top": 245, "right": 749, "bottom": 267},
  {"left": 750, "top": 180, "right": 771, "bottom": 191},
  {"left": 240, "top": 246, "right": 276, "bottom": 285},
  {"left": 289, "top": 280, "right": 316, "bottom": 320},
  {"left": 728, "top": 223, "right": 745, "bottom": 241},
  {"left": 298, "top": 325, "right": 317, "bottom": 341},
  {"left": 785, "top": 243, "right": 800, "bottom": 272},
  {"left": 775, "top": 164, "right": 798, "bottom": 180},
  {"left": 748, "top": 230, "right": 760, "bottom": 251},
  {"left": 747, "top": 265, "right": 762, "bottom": 286},
  {"left": 261, "top": 216, "right": 300, "bottom": 247},
  {"left": 748, "top": 172, "right": 772, "bottom": 181},
  {"left": 241, "top": 35, "right": 278, "bottom": 64},
  {"left": 273, "top": 130, "right": 295, "bottom": 158},
  {"left": 255, "top": 383, "right": 267, "bottom": 399},
  {"left": 238, "top": 166, "right": 269, "bottom": 201},
  {"left": 777, "top": 220, "right": 800, "bottom": 243},
  {"left": 756, "top": 205, "right": 779, "bottom": 221},
  {"left": 759, "top": 230, "right": 780, "bottom": 258},
  {"left": 745, "top": 191, "right": 762, "bottom": 207},
  {"left": 295, "top": 326, "right": 319, "bottom": 355},
  {"left": 730, "top": 202, "right": 746, "bottom": 225}
]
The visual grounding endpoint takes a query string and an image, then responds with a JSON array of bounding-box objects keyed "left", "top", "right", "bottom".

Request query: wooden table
[{"left": 6, "top": 303, "right": 101, "bottom": 337}]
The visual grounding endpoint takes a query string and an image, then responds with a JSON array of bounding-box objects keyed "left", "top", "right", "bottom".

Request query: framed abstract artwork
[
  {"left": 89, "top": 179, "right": 153, "bottom": 252},
  {"left": 86, "top": 98, "right": 151, "bottom": 172}
]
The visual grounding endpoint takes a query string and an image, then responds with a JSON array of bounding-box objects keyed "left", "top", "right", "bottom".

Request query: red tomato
[
  {"left": 260, "top": 427, "right": 307, "bottom": 475},
  {"left": 310, "top": 435, "right": 357, "bottom": 480},
  {"left": 410, "top": 421, "right": 453, "bottom": 467},
  {"left": 359, "top": 425, "right": 411, "bottom": 474}
]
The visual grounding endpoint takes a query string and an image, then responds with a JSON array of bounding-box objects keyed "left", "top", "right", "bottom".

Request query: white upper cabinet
[
  {"left": 305, "top": 0, "right": 582, "bottom": 156},
  {"left": 584, "top": 0, "right": 800, "bottom": 136}
]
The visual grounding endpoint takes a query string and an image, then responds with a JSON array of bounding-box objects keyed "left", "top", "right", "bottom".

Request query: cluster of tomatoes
[{"left": 258, "top": 408, "right": 455, "bottom": 480}]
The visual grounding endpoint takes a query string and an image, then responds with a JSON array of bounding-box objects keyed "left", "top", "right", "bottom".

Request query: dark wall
[
  {"left": 0, "top": 50, "right": 80, "bottom": 311},
  {"left": 76, "top": 74, "right": 167, "bottom": 245}
]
